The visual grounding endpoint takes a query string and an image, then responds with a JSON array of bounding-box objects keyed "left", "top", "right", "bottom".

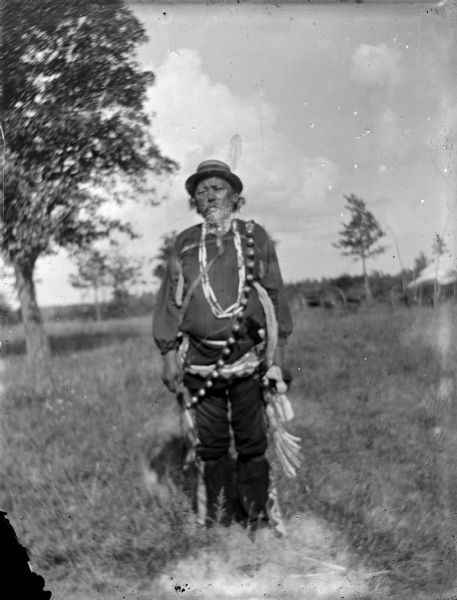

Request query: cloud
[
  {"left": 145, "top": 48, "right": 304, "bottom": 201},
  {"left": 350, "top": 43, "right": 401, "bottom": 87},
  {"left": 146, "top": 49, "right": 257, "bottom": 166},
  {"left": 293, "top": 157, "right": 340, "bottom": 214},
  {"left": 374, "top": 106, "right": 412, "bottom": 160},
  {"left": 145, "top": 49, "right": 340, "bottom": 230},
  {"left": 427, "top": 92, "right": 457, "bottom": 161}
]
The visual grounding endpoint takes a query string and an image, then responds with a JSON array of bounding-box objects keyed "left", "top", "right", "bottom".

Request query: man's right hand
[{"left": 161, "top": 350, "right": 183, "bottom": 392}]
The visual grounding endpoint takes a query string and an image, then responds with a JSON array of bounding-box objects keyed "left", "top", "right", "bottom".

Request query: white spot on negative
[{"left": 354, "top": 163, "right": 359, "bottom": 169}]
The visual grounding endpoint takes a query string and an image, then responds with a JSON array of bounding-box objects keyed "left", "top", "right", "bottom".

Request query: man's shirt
[{"left": 153, "top": 219, "right": 292, "bottom": 365}]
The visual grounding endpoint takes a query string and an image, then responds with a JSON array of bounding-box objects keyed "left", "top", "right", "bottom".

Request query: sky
[{"left": 30, "top": 0, "right": 457, "bottom": 307}]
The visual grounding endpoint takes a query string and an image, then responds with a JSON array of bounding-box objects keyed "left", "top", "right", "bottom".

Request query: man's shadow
[{"left": 142, "top": 433, "right": 244, "bottom": 525}]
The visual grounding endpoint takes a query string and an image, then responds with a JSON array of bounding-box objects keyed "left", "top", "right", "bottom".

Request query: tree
[
  {"left": 106, "top": 251, "right": 145, "bottom": 317},
  {"left": 333, "top": 194, "right": 386, "bottom": 302},
  {"left": 1, "top": 0, "right": 177, "bottom": 377},
  {"left": 432, "top": 233, "right": 447, "bottom": 258},
  {"left": 431, "top": 234, "right": 448, "bottom": 304},
  {"left": 69, "top": 249, "right": 110, "bottom": 321},
  {"left": 69, "top": 246, "right": 145, "bottom": 319},
  {"left": 153, "top": 231, "right": 178, "bottom": 281},
  {"left": 413, "top": 251, "right": 429, "bottom": 277}
]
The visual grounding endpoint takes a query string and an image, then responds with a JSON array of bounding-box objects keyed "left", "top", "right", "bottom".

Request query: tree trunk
[
  {"left": 434, "top": 281, "right": 441, "bottom": 307},
  {"left": 14, "top": 261, "right": 51, "bottom": 387},
  {"left": 94, "top": 279, "right": 101, "bottom": 321},
  {"left": 361, "top": 253, "right": 372, "bottom": 302}
]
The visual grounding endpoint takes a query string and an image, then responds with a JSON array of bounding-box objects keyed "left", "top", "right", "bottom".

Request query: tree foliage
[
  {"left": 108, "top": 252, "right": 144, "bottom": 299},
  {"left": 69, "top": 248, "right": 111, "bottom": 319},
  {"left": 333, "top": 194, "right": 385, "bottom": 301},
  {"left": 432, "top": 233, "right": 447, "bottom": 257},
  {"left": 153, "top": 231, "right": 178, "bottom": 280},
  {"left": 1, "top": 0, "right": 177, "bottom": 372},
  {"left": 333, "top": 195, "right": 385, "bottom": 261},
  {"left": 70, "top": 246, "right": 145, "bottom": 318},
  {"left": 413, "top": 251, "right": 429, "bottom": 276},
  {"left": 1, "top": 0, "right": 177, "bottom": 269},
  {"left": 69, "top": 249, "right": 109, "bottom": 291}
]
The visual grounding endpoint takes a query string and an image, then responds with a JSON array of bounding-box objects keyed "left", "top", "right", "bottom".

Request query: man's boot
[
  {"left": 203, "top": 453, "right": 233, "bottom": 526},
  {"left": 237, "top": 455, "right": 269, "bottom": 533}
]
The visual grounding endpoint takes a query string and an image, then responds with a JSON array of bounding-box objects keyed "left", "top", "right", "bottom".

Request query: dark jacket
[{"left": 153, "top": 219, "right": 292, "bottom": 365}]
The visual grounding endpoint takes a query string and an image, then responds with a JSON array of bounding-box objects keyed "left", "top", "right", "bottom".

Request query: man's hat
[{"left": 185, "top": 160, "right": 243, "bottom": 196}]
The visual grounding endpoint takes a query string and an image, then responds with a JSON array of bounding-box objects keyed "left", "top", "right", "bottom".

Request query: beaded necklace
[{"left": 198, "top": 219, "right": 246, "bottom": 319}]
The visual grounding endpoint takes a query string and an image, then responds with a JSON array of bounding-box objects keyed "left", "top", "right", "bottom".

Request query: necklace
[{"left": 199, "top": 220, "right": 246, "bottom": 319}]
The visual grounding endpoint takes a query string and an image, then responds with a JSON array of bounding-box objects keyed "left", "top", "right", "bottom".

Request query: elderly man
[{"left": 153, "top": 159, "right": 292, "bottom": 530}]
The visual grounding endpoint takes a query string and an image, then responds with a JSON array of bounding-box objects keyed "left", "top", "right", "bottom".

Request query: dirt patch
[{"left": 47, "top": 512, "right": 386, "bottom": 600}]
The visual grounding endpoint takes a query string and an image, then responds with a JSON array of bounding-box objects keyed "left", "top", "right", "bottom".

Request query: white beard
[{"left": 204, "top": 208, "right": 234, "bottom": 233}]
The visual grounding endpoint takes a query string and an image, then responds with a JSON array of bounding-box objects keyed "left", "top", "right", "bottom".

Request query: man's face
[{"left": 194, "top": 177, "right": 237, "bottom": 225}]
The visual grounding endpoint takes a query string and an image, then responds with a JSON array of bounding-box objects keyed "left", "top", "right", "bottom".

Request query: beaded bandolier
[
  {"left": 182, "top": 220, "right": 258, "bottom": 408},
  {"left": 176, "top": 220, "right": 301, "bottom": 534}
]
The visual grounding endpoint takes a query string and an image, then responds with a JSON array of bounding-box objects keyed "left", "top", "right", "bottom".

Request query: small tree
[
  {"left": 69, "top": 249, "right": 110, "bottom": 321},
  {"left": 106, "top": 251, "right": 145, "bottom": 317},
  {"left": 432, "top": 234, "right": 447, "bottom": 258},
  {"left": 70, "top": 247, "right": 145, "bottom": 318},
  {"left": 431, "top": 234, "right": 448, "bottom": 304},
  {"left": 153, "top": 231, "right": 178, "bottom": 281},
  {"left": 413, "top": 251, "right": 429, "bottom": 278},
  {"left": 333, "top": 194, "right": 386, "bottom": 302}
]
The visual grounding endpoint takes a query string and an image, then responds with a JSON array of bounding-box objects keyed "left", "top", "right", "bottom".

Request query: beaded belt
[{"left": 184, "top": 350, "right": 262, "bottom": 379}]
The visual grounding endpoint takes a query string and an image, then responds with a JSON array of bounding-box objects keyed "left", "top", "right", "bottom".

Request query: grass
[
  {"left": 0, "top": 318, "right": 211, "bottom": 584},
  {"left": 282, "top": 303, "right": 457, "bottom": 596},
  {"left": 1, "top": 306, "right": 457, "bottom": 597},
  {"left": 0, "top": 315, "right": 150, "bottom": 356}
]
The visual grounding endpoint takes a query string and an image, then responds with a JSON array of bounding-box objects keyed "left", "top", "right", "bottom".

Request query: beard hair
[{"left": 204, "top": 206, "right": 234, "bottom": 231}]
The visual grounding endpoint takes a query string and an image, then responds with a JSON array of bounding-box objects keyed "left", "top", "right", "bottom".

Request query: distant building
[
  {"left": 408, "top": 256, "right": 457, "bottom": 289},
  {"left": 408, "top": 256, "right": 457, "bottom": 304}
]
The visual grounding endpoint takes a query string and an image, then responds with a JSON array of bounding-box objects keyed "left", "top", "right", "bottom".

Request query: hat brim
[{"left": 185, "top": 170, "right": 243, "bottom": 196}]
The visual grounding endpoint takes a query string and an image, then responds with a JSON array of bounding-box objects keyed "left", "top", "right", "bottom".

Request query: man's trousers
[{"left": 184, "top": 372, "right": 269, "bottom": 528}]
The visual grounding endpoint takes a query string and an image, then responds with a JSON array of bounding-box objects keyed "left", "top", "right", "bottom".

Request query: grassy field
[{"left": 1, "top": 305, "right": 457, "bottom": 598}]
